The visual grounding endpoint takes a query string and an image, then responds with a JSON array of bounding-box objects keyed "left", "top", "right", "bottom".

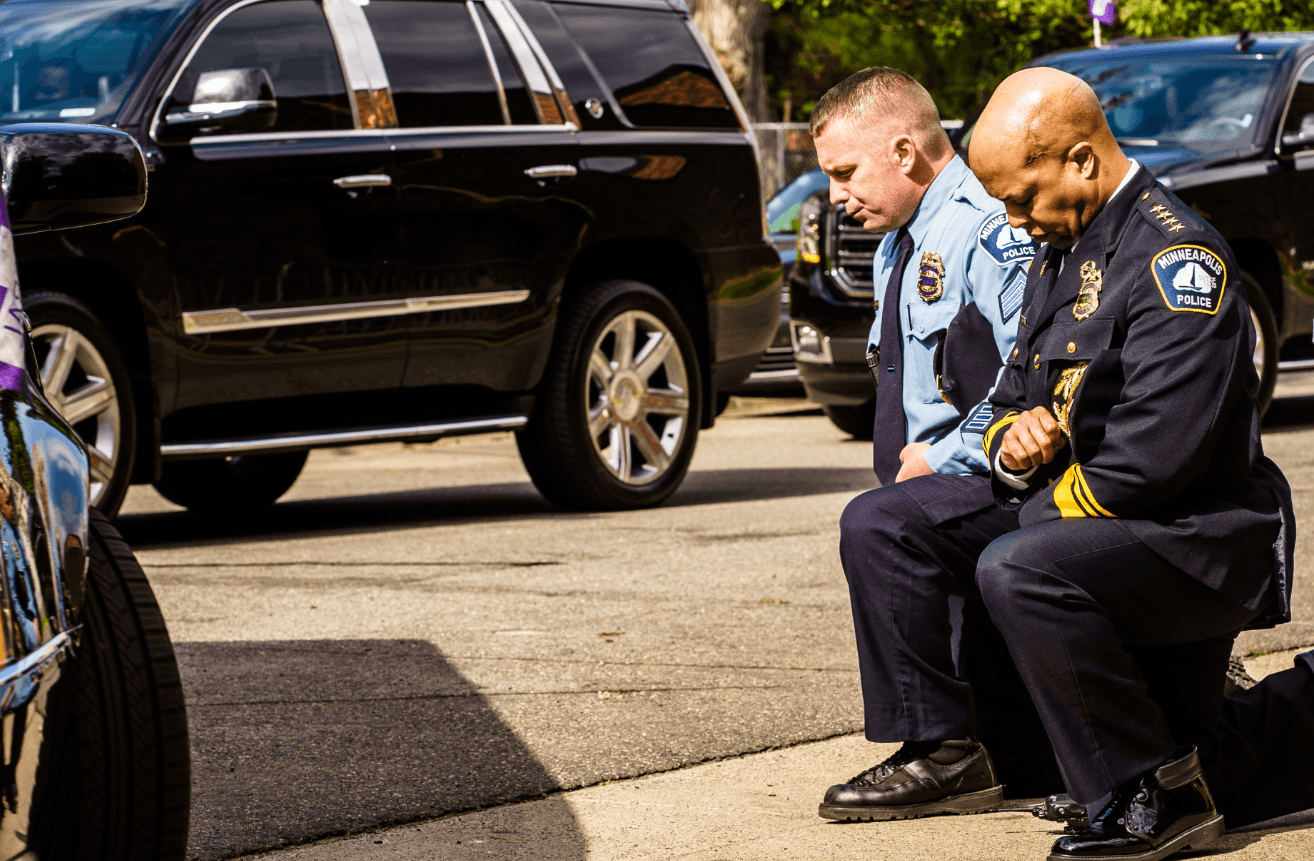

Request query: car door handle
[
  {"left": 333, "top": 174, "right": 392, "bottom": 189},
  {"left": 523, "top": 164, "right": 578, "bottom": 179}
]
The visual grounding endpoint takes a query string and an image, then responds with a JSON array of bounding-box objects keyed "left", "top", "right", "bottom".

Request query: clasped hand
[{"left": 999, "top": 406, "right": 1067, "bottom": 472}]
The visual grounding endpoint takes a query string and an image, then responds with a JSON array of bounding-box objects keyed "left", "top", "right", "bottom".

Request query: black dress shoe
[
  {"left": 818, "top": 739, "right": 1003, "bottom": 821},
  {"left": 1049, "top": 746, "right": 1224, "bottom": 861}
]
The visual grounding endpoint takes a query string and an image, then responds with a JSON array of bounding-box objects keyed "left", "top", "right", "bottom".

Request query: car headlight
[{"left": 796, "top": 190, "right": 827, "bottom": 265}]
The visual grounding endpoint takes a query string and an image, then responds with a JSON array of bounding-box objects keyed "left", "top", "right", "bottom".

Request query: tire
[
  {"left": 25, "top": 292, "right": 136, "bottom": 517},
  {"left": 153, "top": 450, "right": 308, "bottom": 513},
  {"left": 1242, "top": 271, "right": 1277, "bottom": 418},
  {"left": 517, "top": 279, "right": 702, "bottom": 510},
  {"left": 31, "top": 508, "right": 190, "bottom": 860},
  {"left": 823, "top": 400, "right": 875, "bottom": 440}
]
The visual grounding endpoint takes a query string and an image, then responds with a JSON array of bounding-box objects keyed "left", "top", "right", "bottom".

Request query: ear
[
  {"left": 1067, "top": 142, "right": 1097, "bottom": 179},
  {"left": 891, "top": 134, "right": 918, "bottom": 175}
]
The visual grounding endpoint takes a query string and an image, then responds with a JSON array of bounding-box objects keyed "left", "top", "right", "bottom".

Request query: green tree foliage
[{"left": 766, "top": 0, "right": 1314, "bottom": 122}]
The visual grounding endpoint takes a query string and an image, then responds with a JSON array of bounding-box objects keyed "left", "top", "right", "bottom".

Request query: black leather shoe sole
[
  {"left": 818, "top": 785, "right": 1004, "bottom": 822},
  {"left": 1047, "top": 815, "right": 1225, "bottom": 861}
]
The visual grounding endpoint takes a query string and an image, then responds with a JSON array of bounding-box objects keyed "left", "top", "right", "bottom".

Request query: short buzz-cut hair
[{"left": 810, "top": 67, "right": 950, "bottom": 160}]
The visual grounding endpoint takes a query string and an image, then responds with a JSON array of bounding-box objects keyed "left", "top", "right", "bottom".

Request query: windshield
[
  {"left": 1043, "top": 56, "right": 1278, "bottom": 152},
  {"left": 0, "top": 0, "right": 193, "bottom": 124}
]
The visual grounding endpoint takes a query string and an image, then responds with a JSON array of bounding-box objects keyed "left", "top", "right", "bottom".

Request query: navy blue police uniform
[{"left": 838, "top": 163, "right": 1294, "bottom": 806}]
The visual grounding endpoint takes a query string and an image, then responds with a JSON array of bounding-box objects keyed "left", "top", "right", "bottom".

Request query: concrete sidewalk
[{"left": 246, "top": 649, "right": 1314, "bottom": 861}]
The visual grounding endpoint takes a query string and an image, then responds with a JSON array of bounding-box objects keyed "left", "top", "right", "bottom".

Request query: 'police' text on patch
[
  {"left": 1151, "top": 245, "right": 1226, "bottom": 315},
  {"left": 978, "top": 213, "right": 1037, "bottom": 267}
]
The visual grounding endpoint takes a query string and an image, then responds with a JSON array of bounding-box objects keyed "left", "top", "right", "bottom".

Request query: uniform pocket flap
[
  {"left": 1038, "top": 316, "right": 1115, "bottom": 362},
  {"left": 907, "top": 303, "right": 960, "bottom": 341}
]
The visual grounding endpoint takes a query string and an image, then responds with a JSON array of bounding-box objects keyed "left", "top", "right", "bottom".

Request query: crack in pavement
[{"left": 186, "top": 681, "right": 854, "bottom": 707}]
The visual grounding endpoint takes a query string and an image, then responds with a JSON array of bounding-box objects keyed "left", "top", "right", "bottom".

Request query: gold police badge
[
  {"left": 1074, "top": 261, "right": 1102, "bottom": 321},
  {"left": 918, "top": 252, "right": 945, "bottom": 302},
  {"left": 1052, "top": 361, "right": 1089, "bottom": 438}
]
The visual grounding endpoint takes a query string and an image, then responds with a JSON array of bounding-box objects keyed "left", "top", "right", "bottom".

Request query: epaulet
[{"left": 1137, "top": 186, "right": 1198, "bottom": 239}]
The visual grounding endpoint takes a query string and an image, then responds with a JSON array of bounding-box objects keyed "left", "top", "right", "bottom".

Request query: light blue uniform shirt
[{"left": 868, "top": 155, "right": 1037, "bottom": 476}]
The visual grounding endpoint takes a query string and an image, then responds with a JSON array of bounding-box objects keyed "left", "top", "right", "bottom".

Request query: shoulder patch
[
  {"left": 978, "top": 213, "right": 1037, "bottom": 267},
  {"left": 1151, "top": 245, "right": 1226, "bottom": 315},
  {"left": 998, "top": 270, "right": 1026, "bottom": 322}
]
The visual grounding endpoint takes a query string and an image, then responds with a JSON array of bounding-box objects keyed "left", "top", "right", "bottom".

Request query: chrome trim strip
[
  {"left": 496, "top": 0, "right": 581, "bottom": 126},
  {"left": 0, "top": 630, "right": 76, "bottom": 711},
  {"left": 744, "top": 367, "right": 801, "bottom": 383},
  {"left": 468, "top": 0, "right": 513, "bottom": 125},
  {"left": 192, "top": 124, "right": 578, "bottom": 146},
  {"left": 182, "top": 289, "right": 531, "bottom": 334},
  {"left": 1278, "top": 358, "right": 1314, "bottom": 372},
  {"left": 333, "top": 173, "right": 392, "bottom": 188},
  {"left": 483, "top": 0, "right": 559, "bottom": 123},
  {"left": 161, "top": 416, "right": 529, "bottom": 459},
  {"left": 322, "top": 0, "right": 373, "bottom": 127},
  {"left": 524, "top": 164, "right": 577, "bottom": 179},
  {"left": 384, "top": 123, "right": 577, "bottom": 137}
]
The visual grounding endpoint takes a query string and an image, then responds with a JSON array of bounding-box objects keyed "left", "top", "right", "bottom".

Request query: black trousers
[
  {"left": 840, "top": 474, "right": 1258, "bottom": 804},
  {"left": 1210, "top": 651, "right": 1314, "bottom": 828}
]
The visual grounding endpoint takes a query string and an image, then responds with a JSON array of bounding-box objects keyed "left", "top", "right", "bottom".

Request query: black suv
[
  {"left": 5, "top": 0, "right": 781, "bottom": 515},
  {"left": 792, "top": 33, "right": 1314, "bottom": 433}
]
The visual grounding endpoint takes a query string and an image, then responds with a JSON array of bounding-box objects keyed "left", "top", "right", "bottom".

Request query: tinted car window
[
  {"left": 1284, "top": 60, "right": 1314, "bottom": 135},
  {"left": 0, "top": 0, "right": 192, "bottom": 124},
  {"left": 552, "top": 4, "right": 737, "bottom": 129},
  {"left": 1044, "top": 56, "right": 1277, "bottom": 152},
  {"left": 364, "top": 0, "right": 512, "bottom": 127},
  {"left": 474, "top": 4, "right": 537, "bottom": 125},
  {"left": 178, "top": 0, "right": 351, "bottom": 132},
  {"left": 511, "top": 0, "right": 619, "bottom": 130}
]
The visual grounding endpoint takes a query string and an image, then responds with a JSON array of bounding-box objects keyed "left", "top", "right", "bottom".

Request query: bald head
[{"left": 969, "top": 67, "right": 1129, "bottom": 249}]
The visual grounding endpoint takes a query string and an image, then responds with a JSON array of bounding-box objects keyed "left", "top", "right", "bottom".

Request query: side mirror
[
  {"left": 160, "top": 67, "right": 277, "bottom": 140},
  {"left": 1280, "top": 112, "right": 1314, "bottom": 149},
  {"left": 1, "top": 124, "right": 147, "bottom": 235}
]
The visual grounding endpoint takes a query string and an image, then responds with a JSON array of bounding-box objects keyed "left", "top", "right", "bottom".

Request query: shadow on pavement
[
  {"left": 179, "top": 639, "right": 587, "bottom": 861},
  {"left": 1262, "top": 395, "right": 1314, "bottom": 433},
  {"left": 117, "top": 466, "right": 876, "bottom": 549}
]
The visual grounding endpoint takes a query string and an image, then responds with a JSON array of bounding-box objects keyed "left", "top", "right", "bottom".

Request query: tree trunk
[{"left": 687, "top": 0, "right": 770, "bottom": 123}]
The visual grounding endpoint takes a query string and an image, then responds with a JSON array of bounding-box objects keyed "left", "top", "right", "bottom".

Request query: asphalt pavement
[{"left": 114, "top": 380, "right": 1314, "bottom": 860}]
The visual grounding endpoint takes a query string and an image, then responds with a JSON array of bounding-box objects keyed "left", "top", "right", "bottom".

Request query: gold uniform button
[
  {"left": 1141, "top": 192, "right": 1150, "bottom": 200},
  {"left": 1011, "top": 347, "right": 1018, "bottom": 359},
  {"left": 1033, "top": 352, "right": 1041, "bottom": 369},
  {"left": 1067, "top": 341, "right": 1076, "bottom": 354}
]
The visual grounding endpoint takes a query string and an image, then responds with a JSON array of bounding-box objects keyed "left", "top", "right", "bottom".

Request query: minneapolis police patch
[
  {"left": 1151, "top": 245, "right": 1226, "bottom": 315},
  {"left": 978, "top": 213, "right": 1037, "bottom": 267}
]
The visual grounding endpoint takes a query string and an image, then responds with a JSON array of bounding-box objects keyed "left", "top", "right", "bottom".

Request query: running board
[{"left": 160, "top": 415, "right": 529, "bottom": 460}]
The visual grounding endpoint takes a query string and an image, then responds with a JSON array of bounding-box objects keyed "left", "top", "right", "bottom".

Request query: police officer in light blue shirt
[
  {"left": 812, "top": 67, "right": 1062, "bottom": 818},
  {"left": 812, "top": 67, "right": 1035, "bottom": 487},
  {"left": 865, "top": 156, "right": 1034, "bottom": 480}
]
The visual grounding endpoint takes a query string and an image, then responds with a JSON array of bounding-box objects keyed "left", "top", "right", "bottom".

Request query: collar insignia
[
  {"left": 918, "top": 252, "right": 945, "bottom": 302},
  {"left": 1149, "top": 203, "right": 1186, "bottom": 233},
  {"left": 1074, "top": 261, "right": 1102, "bottom": 321}
]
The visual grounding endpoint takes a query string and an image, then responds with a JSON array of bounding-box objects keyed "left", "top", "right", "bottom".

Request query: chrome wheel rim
[
  {"left": 585, "top": 309, "right": 690, "bottom": 486},
  {"left": 32, "top": 324, "right": 120, "bottom": 506},
  {"left": 1250, "top": 306, "right": 1266, "bottom": 384}
]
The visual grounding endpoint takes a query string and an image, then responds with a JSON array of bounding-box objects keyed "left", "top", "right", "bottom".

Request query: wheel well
[
  {"left": 1229, "top": 238, "right": 1283, "bottom": 324},
  {"left": 560, "top": 237, "right": 715, "bottom": 426},
  {"left": 18, "top": 258, "right": 159, "bottom": 485}
]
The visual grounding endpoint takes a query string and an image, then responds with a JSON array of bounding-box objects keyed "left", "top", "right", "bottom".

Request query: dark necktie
[{"left": 872, "top": 228, "right": 915, "bottom": 485}]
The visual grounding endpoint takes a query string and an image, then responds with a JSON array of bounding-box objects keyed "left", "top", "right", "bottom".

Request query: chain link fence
[{"left": 752, "top": 122, "right": 818, "bottom": 201}]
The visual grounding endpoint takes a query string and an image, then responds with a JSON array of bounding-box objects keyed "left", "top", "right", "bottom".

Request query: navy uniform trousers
[{"left": 840, "top": 473, "right": 1262, "bottom": 804}]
